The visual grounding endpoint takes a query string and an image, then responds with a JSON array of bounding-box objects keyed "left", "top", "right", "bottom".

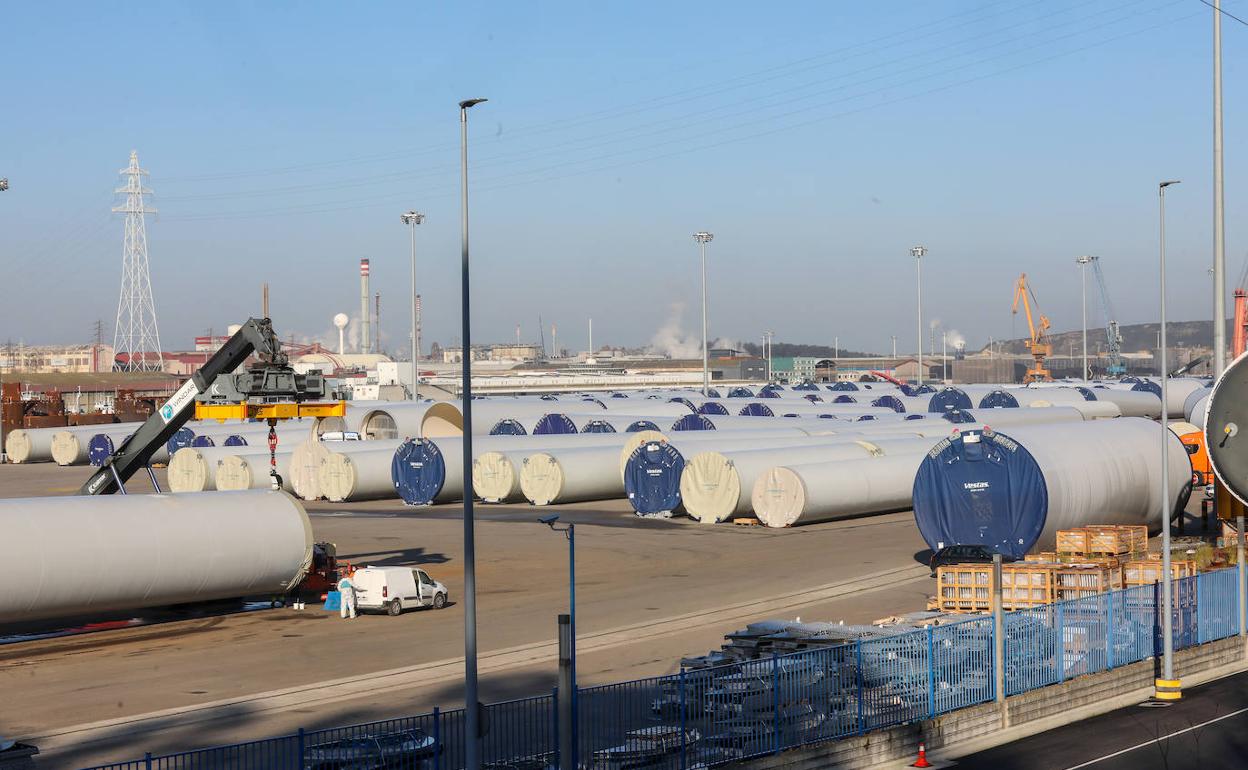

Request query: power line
[
  {"left": 157, "top": 0, "right": 1032, "bottom": 184},
  {"left": 1196, "top": 0, "right": 1248, "bottom": 26},
  {"left": 162, "top": 1, "right": 1192, "bottom": 222},
  {"left": 160, "top": 0, "right": 1159, "bottom": 211}
]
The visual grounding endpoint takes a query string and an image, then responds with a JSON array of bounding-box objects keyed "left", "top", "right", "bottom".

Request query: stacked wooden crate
[
  {"left": 1122, "top": 559, "right": 1197, "bottom": 586},
  {"left": 1056, "top": 525, "right": 1148, "bottom": 558},
  {"left": 934, "top": 563, "right": 1057, "bottom": 613},
  {"left": 1052, "top": 563, "right": 1123, "bottom": 601}
]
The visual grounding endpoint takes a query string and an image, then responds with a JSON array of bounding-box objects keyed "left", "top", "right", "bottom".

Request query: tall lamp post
[
  {"left": 538, "top": 514, "right": 576, "bottom": 770},
  {"left": 941, "top": 330, "right": 948, "bottom": 383},
  {"left": 459, "top": 96, "right": 487, "bottom": 770},
  {"left": 1076, "top": 256, "right": 1094, "bottom": 382},
  {"left": 910, "top": 246, "right": 927, "bottom": 385},
  {"left": 693, "top": 232, "right": 714, "bottom": 396},
  {"left": 401, "top": 211, "right": 425, "bottom": 400},
  {"left": 758, "top": 329, "right": 768, "bottom": 381},
  {"left": 1213, "top": 0, "right": 1226, "bottom": 377},
  {"left": 0, "top": 177, "right": 7, "bottom": 463},
  {"left": 1157, "top": 179, "right": 1181, "bottom": 703}
]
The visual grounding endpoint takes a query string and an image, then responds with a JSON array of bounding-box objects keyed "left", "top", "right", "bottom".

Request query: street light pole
[
  {"left": 911, "top": 246, "right": 927, "bottom": 385},
  {"left": 1157, "top": 179, "right": 1181, "bottom": 702},
  {"left": 693, "top": 232, "right": 713, "bottom": 396},
  {"left": 941, "top": 331, "right": 947, "bottom": 383},
  {"left": 459, "top": 96, "right": 487, "bottom": 770},
  {"left": 758, "top": 329, "right": 768, "bottom": 381},
  {"left": 0, "top": 177, "right": 7, "bottom": 463},
  {"left": 401, "top": 211, "right": 425, "bottom": 401},
  {"left": 1213, "top": 0, "right": 1226, "bottom": 377},
  {"left": 1077, "top": 256, "right": 1093, "bottom": 382},
  {"left": 891, "top": 335, "right": 897, "bottom": 359}
]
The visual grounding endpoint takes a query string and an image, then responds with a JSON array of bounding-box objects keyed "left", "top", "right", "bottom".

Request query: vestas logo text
[{"left": 963, "top": 481, "right": 990, "bottom": 491}]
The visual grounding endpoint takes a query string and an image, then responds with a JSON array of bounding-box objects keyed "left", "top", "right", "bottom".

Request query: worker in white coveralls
[{"left": 337, "top": 573, "right": 358, "bottom": 619}]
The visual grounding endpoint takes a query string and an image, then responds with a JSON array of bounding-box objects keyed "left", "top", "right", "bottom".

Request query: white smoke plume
[
  {"left": 645, "top": 303, "right": 747, "bottom": 357},
  {"left": 648, "top": 302, "right": 705, "bottom": 358},
  {"left": 292, "top": 312, "right": 365, "bottom": 354},
  {"left": 946, "top": 329, "right": 967, "bottom": 350}
]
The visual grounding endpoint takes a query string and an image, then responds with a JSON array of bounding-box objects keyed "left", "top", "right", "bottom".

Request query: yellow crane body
[{"left": 1011, "top": 274, "right": 1053, "bottom": 383}]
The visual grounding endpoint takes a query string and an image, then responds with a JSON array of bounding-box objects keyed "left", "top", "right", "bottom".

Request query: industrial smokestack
[{"left": 360, "top": 259, "right": 371, "bottom": 354}]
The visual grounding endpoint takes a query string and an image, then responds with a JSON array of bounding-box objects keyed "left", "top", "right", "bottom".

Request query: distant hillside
[
  {"left": 740, "top": 342, "right": 876, "bottom": 359},
  {"left": 988, "top": 320, "right": 1231, "bottom": 356}
]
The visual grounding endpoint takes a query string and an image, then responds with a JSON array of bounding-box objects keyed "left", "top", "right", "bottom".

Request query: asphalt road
[{"left": 958, "top": 668, "right": 1248, "bottom": 770}]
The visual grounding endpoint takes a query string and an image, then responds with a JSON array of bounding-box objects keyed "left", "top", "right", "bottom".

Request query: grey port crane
[{"left": 1088, "top": 257, "right": 1127, "bottom": 377}]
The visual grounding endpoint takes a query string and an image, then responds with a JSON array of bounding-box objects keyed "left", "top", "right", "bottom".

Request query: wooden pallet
[{"left": 732, "top": 517, "right": 761, "bottom": 526}]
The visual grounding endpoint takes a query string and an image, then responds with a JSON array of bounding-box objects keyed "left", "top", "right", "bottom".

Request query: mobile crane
[
  {"left": 79, "top": 318, "right": 344, "bottom": 495},
  {"left": 1011, "top": 274, "right": 1053, "bottom": 383}
]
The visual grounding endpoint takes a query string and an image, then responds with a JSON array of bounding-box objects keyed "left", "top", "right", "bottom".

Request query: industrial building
[{"left": 0, "top": 343, "right": 114, "bottom": 374}]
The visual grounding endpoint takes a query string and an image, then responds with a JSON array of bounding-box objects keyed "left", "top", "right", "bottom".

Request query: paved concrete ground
[
  {"left": 958, "top": 669, "right": 1248, "bottom": 769},
  {"left": 0, "top": 462, "right": 935, "bottom": 768}
]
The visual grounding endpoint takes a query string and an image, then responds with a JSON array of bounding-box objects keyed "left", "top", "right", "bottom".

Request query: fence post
[
  {"left": 679, "top": 669, "right": 688, "bottom": 770},
  {"left": 433, "top": 706, "right": 442, "bottom": 770},
  {"left": 551, "top": 688, "right": 561, "bottom": 768},
  {"left": 1056, "top": 602, "right": 1066, "bottom": 683},
  {"left": 926, "top": 625, "right": 936, "bottom": 720},
  {"left": 296, "top": 727, "right": 305, "bottom": 770},
  {"left": 1196, "top": 572, "right": 1203, "bottom": 645},
  {"left": 772, "top": 653, "right": 781, "bottom": 754},
  {"left": 1238, "top": 513, "right": 1247, "bottom": 651},
  {"left": 144, "top": 752, "right": 152, "bottom": 770},
  {"left": 855, "top": 640, "right": 865, "bottom": 735},
  {"left": 993, "top": 553, "right": 1005, "bottom": 707},
  {"left": 1153, "top": 580, "right": 1162, "bottom": 680},
  {"left": 557, "top": 615, "right": 574, "bottom": 770},
  {"left": 1106, "top": 589, "right": 1115, "bottom": 670}
]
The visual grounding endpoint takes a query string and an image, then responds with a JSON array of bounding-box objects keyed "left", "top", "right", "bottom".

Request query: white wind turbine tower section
[{"left": 112, "top": 151, "right": 163, "bottom": 372}]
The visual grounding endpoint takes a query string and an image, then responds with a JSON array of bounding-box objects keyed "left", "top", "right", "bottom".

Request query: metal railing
[{"left": 83, "top": 568, "right": 1243, "bottom": 770}]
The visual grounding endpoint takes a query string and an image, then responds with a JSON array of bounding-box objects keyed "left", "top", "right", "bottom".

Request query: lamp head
[
  {"left": 1159, "top": 180, "right": 1181, "bottom": 189},
  {"left": 401, "top": 210, "right": 425, "bottom": 225},
  {"left": 910, "top": 246, "right": 927, "bottom": 258},
  {"left": 538, "top": 514, "right": 560, "bottom": 528},
  {"left": 693, "top": 231, "right": 714, "bottom": 244},
  {"left": 1076, "top": 255, "right": 1094, "bottom": 265},
  {"left": 459, "top": 98, "right": 488, "bottom": 110}
]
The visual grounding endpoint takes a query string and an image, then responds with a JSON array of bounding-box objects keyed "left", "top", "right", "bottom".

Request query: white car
[{"left": 352, "top": 566, "right": 449, "bottom": 616}]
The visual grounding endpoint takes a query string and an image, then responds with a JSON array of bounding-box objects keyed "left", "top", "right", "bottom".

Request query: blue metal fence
[{"left": 83, "top": 568, "right": 1243, "bottom": 770}]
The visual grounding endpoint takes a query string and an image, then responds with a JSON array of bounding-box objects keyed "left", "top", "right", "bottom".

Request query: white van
[{"left": 352, "top": 566, "right": 449, "bottom": 616}]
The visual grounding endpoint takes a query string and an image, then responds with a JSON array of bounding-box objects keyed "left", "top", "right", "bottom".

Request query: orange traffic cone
[{"left": 911, "top": 741, "right": 932, "bottom": 768}]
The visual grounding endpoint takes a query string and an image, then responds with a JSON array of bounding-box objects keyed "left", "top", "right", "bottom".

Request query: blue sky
[{"left": 2, "top": 0, "right": 1245, "bottom": 356}]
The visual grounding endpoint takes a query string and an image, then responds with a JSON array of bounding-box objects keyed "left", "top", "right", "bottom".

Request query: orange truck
[{"left": 1176, "top": 427, "right": 1213, "bottom": 488}]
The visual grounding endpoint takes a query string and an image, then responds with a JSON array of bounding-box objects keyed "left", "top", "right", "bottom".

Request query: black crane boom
[{"left": 79, "top": 318, "right": 302, "bottom": 495}]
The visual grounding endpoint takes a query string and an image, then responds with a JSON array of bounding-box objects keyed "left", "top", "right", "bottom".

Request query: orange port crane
[{"left": 1011, "top": 273, "right": 1053, "bottom": 382}]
